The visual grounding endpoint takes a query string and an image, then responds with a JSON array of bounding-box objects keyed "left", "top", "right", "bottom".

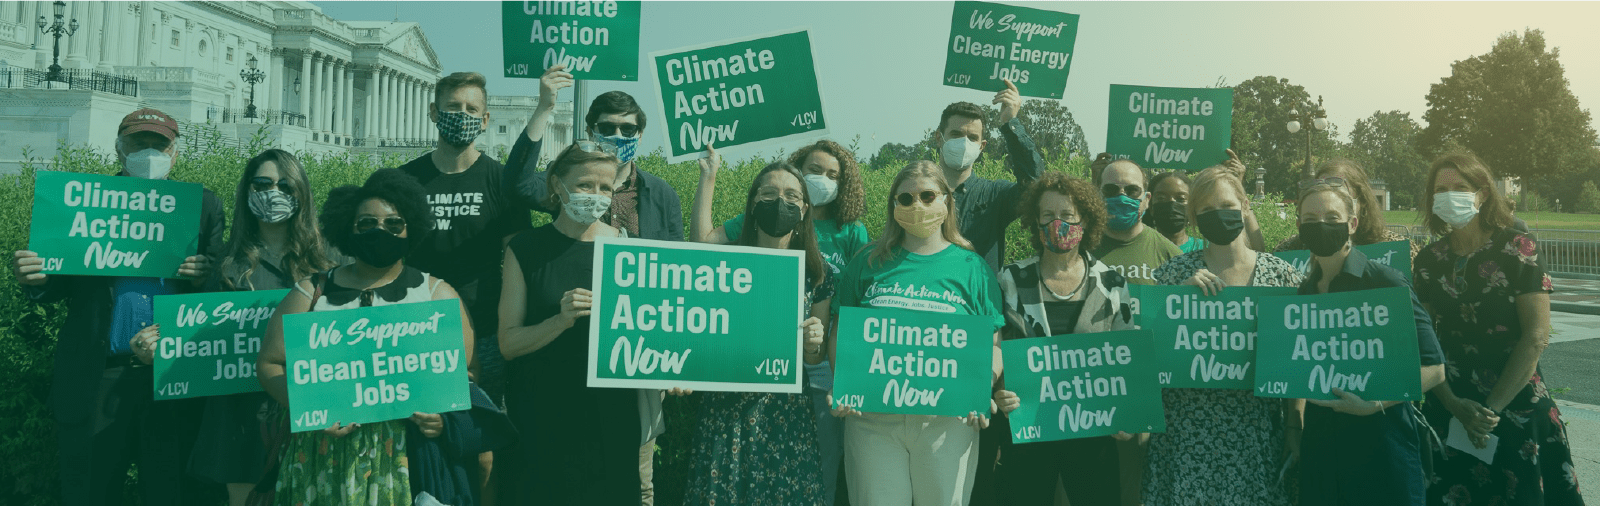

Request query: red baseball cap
[{"left": 118, "top": 108, "right": 179, "bottom": 141}]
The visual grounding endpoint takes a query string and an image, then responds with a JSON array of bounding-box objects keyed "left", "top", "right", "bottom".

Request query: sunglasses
[
  {"left": 571, "top": 140, "right": 618, "bottom": 156},
  {"left": 1102, "top": 183, "right": 1144, "bottom": 199},
  {"left": 355, "top": 216, "right": 407, "bottom": 235},
  {"left": 593, "top": 122, "right": 639, "bottom": 137},
  {"left": 250, "top": 176, "right": 292, "bottom": 192},
  {"left": 1298, "top": 177, "right": 1348, "bottom": 189},
  {"left": 896, "top": 190, "right": 943, "bottom": 207}
]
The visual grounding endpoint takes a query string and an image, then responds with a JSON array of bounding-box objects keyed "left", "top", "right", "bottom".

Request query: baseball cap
[{"left": 118, "top": 108, "right": 179, "bottom": 141}]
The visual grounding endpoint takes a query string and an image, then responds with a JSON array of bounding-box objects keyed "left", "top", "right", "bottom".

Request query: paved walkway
[
  {"left": 1557, "top": 400, "right": 1598, "bottom": 503},
  {"left": 1553, "top": 276, "right": 1600, "bottom": 315}
]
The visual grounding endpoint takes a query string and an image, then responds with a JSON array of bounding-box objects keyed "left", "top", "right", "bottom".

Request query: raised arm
[
  {"left": 505, "top": 65, "right": 574, "bottom": 215},
  {"left": 689, "top": 145, "right": 728, "bottom": 244},
  {"left": 996, "top": 80, "right": 1044, "bottom": 194}
]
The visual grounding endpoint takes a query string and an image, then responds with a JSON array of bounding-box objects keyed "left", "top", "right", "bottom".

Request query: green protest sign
[
  {"left": 1128, "top": 283, "right": 1143, "bottom": 327},
  {"left": 152, "top": 290, "right": 288, "bottom": 400},
  {"left": 281, "top": 300, "right": 470, "bottom": 432},
  {"left": 1105, "top": 84, "right": 1233, "bottom": 172},
  {"left": 831, "top": 306, "right": 994, "bottom": 418},
  {"left": 943, "top": 1, "right": 1079, "bottom": 98},
  {"left": 1272, "top": 241, "right": 1413, "bottom": 281},
  {"left": 27, "top": 171, "right": 202, "bottom": 278},
  {"left": 501, "top": 0, "right": 641, "bottom": 81},
  {"left": 1254, "top": 286, "right": 1423, "bottom": 401},
  {"left": 1001, "top": 330, "right": 1166, "bottom": 443},
  {"left": 650, "top": 28, "right": 827, "bottom": 163},
  {"left": 1139, "top": 285, "right": 1298, "bottom": 389},
  {"left": 588, "top": 238, "right": 805, "bottom": 393}
]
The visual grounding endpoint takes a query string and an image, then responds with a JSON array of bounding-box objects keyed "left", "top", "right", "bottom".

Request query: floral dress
[
  {"left": 682, "top": 273, "right": 833, "bottom": 506},
  {"left": 1144, "top": 251, "right": 1305, "bottom": 506},
  {"left": 1414, "top": 229, "right": 1584, "bottom": 505}
]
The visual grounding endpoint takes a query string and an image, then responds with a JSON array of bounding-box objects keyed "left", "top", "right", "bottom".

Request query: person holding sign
[
  {"left": 12, "top": 108, "right": 227, "bottom": 505},
  {"left": 1144, "top": 167, "right": 1304, "bottom": 506},
  {"left": 1273, "top": 160, "right": 1420, "bottom": 260},
  {"left": 988, "top": 172, "right": 1135, "bottom": 505},
  {"left": 932, "top": 81, "right": 1045, "bottom": 272},
  {"left": 1143, "top": 171, "right": 1205, "bottom": 253},
  {"left": 496, "top": 143, "right": 642, "bottom": 505},
  {"left": 1291, "top": 179, "right": 1447, "bottom": 505},
  {"left": 829, "top": 161, "right": 1004, "bottom": 506},
  {"left": 680, "top": 160, "right": 832, "bottom": 504},
  {"left": 1412, "top": 154, "right": 1583, "bottom": 505},
  {"left": 257, "top": 169, "right": 478, "bottom": 506}
]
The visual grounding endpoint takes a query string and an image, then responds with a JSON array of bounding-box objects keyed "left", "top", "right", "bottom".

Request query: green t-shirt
[
  {"left": 724, "top": 215, "right": 871, "bottom": 275},
  {"left": 1090, "top": 226, "right": 1182, "bottom": 285},
  {"left": 832, "top": 244, "right": 1005, "bottom": 331},
  {"left": 1179, "top": 235, "right": 1207, "bottom": 254}
]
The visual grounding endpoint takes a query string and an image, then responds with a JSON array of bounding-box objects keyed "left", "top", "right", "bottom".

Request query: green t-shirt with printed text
[{"left": 831, "top": 244, "right": 1004, "bottom": 331}]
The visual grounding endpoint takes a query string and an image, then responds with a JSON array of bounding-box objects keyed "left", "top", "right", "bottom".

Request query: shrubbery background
[{"left": 0, "top": 129, "right": 1298, "bottom": 505}]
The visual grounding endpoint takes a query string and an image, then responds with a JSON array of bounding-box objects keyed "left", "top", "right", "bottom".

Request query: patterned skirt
[
  {"left": 273, "top": 420, "right": 411, "bottom": 506},
  {"left": 684, "top": 391, "right": 827, "bottom": 506},
  {"left": 1142, "top": 388, "right": 1293, "bottom": 506}
]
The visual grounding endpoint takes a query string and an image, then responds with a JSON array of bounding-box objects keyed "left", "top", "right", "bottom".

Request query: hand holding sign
[
  {"left": 1306, "top": 387, "right": 1388, "bottom": 416},
  {"left": 1183, "top": 268, "right": 1228, "bottom": 297},
  {"left": 558, "top": 288, "right": 593, "bottom": 329},
  {"left": 802, "top": 316, "right": 824, "bottom": 361},
  {"left": 994, "top": 80, "right": 1021, "bottom": 124},
  {"left": 539, "top": 65, "right": 575, "bottom": 107},
  {"left": 994, "top": 389, "right": 1020, "bottom": 414},
  {"left": 410, "top": 412, "right": 444, "bottom": 438},
  {"left": 12, "top": 250, "right": 47, "bottom": 286},
  {"left": 133, "top": 324, "right": 160, "bottom": 365},
  {"left": 177, "top": 254, "right": 211, "bottom": 284}
]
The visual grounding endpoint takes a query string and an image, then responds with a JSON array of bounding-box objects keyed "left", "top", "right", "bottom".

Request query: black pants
[
  {"left": 56, "top": 365, "right": 218, "bottom": 505},
  {"left": 997, "top": 435, "right": 1122, "bottom": 506}
]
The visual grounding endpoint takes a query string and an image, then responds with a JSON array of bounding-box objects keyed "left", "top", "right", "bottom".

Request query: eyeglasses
[
  {"left": 896, "top": 190, "right": 943, "bottom": 207},
  {"left": 571, "top": 140, "right": 618, "bottom": 156},
  {"left": 1102, "top": 183, "right": 1144, "bottom": 199},
  {"left": 355, "top": 216, "right": 407, "bottom": 235},
  {"left": 250, "top": 176, "right": 292, "bottom": 192},
  {"left": 757, "top": 186, "right": 805, "bottom": 205},
  {"left": 593, "top": 122, "right": 638, "bottom": 137},
  {"left": 1298, "top": 177, "right": 1348, "bottom": 189}
]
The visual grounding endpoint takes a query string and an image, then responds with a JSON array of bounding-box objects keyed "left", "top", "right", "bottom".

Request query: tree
[
  {"left": 869, "top": 141, "right": 927, "bottom": 171},
  {"left": 1014, "top": 99, "right": 1089, "bottom": 162},
  {"left": 1349, "top": 111, "right": 1429, "bottom": 208},
  {"left": 1420, "top": 29, "right": 1598, "bottom": 210},
  {"left": 1229, "top": 76, "right": 1342, "bottom": 197},
  {"left": 1578, "top": 181, "right": 1600, "bottom": 214}
]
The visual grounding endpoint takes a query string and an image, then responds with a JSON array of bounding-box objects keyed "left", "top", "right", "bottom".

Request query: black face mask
[
  {"left": 1299, "top": 221, "right": 1351, "bottom": 257},
  {"left": 349, "top": 229, "right": 408, "bottom": 268},
  {"left": 1147, "top": 200, "right": 1189, "bottom": 235},
  {"left": 753, "top": 198, "right": 803, "bottom": 237},
  {"left": 1196, "top": 209, "right": 1245, "bottom": 245}
]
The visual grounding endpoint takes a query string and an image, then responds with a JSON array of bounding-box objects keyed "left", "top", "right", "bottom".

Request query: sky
[{"left": 315, "top": 1, "right": 1600, "bottom": 162}]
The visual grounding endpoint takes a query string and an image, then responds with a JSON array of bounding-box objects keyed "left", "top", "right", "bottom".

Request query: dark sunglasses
[
  {"left": 1102, "top": 183, "right": 1144, "bottom": 199},
  {"left": 250, "top": 176, "right": 292, "bottom": 192},
  {"left": 1298, "top": 177, "right": 1348, "bottom": 189},
  {"left": 593, "top": 122, "right": 639, "bottom": 137},
  {"left": 355, "top": 216, "right": 407, "bottom": 235},
  {"left": 896, "top": 190, "right": 943, "bottom": 207}
]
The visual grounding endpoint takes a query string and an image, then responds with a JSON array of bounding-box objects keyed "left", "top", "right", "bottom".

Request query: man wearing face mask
[
  {"left": 11, "top": 108, "right": 227, "bottom": 505},
  {"left": 1088, "top": 158, "right": 1182, "bottom": 285},
  {"left": 933, "top": 80, "right": 1045, "bottom": 273}
]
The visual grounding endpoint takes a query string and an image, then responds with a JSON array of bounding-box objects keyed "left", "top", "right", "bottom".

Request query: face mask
[
  {"left": 804, "top": 174, "right": 838, "bottom": 206},
  {"left": 597, "top": 134, "right": 640, "bottom": 165},
  {"left": 1148, "top": 200, "right": 1188, "bottom": 235},
  {"left": 435, "top": 110, "right": 484, "bottom": 147},
  {"left": 1433, "top": 191, "right": 1480, "bottom": 228},
  {"left": 1299, "top": 221, "right": 1351, "bottom": 258},
  {"left": 124, "top": 148, "right": 173, "bottom": 180},
  {"left": 349, "top": 229, "right": 408, "bottom": 268},
  {"left": 1104, "top": 195, "right": 1142, "bottom": 231},
  {"left": 753, "top": 198, "right": 803, "bottom": 237},
  {"left": 247, "top": 189, "right": 298, "bottom": 224},
  {"left": 561, "top": 184, "right": 612, "bottom": 225},
  {"left": 1038, "top": 219, "right": 1084, "bottom": 254},
  {"left": 939, "top": 136, "right": 982, "bottom": 170},
  {"left": 1196, "top": 209, "right": 1245, "bottom": 245},
  {"left": 895, "top": 201, "right": 948, "bottom": 239}
]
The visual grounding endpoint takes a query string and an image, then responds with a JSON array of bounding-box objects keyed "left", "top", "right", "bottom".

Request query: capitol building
[{"left": 0, "top": 0, "right": 573, "bottom": 172}]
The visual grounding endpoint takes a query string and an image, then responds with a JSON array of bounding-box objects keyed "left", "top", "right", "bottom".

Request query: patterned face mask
[
  {"left": 1037, "top": 219, "right": 1084, "bottom": 254},
  {"left": 247, "top": 189, "right": 298, "bottom": 224},
  {"left": 434, "top": 110, "right": 484, "bottom": 147}
]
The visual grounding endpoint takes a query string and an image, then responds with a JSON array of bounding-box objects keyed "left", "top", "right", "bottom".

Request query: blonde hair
[
  {"left": 869, "top": 161, "right": 973, "bottom": 267},
  {"left": 1187, "top": 165, "right": 1251, "bottom": 225},
  {"left": 1297, "top": 183, "right": 1357, "bottom": 220}
]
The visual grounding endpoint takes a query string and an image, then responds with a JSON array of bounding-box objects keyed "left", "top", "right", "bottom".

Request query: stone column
[
  {"left": 308, "top": 53, "right": 322, "bottom": 132},
  {"left": 381, "top": 68, "right": 393, "bottom": 140},
  {"left": 343, "top": 66, "right": 353, "bottom": 138},
  {"left": 95, "top": 2, "right": 118, "bottom": 71},
  {"left": 82, "top": 1, "right": 101, "bottom": 67},
  {"left": 322, "top": 56, "right": 334, "bottom": 133},
  {"left": 267, "top": 48, "right": 282, "bottom": 117},
  {"left": 331, "top": 59, "right": 345, "bottom": 135},
  {"left": 363, "top": 68, "right": 376, "bottom": 141},
  {"left": 407, "top": 77, "right": 419, "bottom": 140},
  {"left": 297, "top": 51, "right": 311, "bottom": 125},
  {"left": 63, "top": 1, "right": 88, "bottom": 67},
  {"left": 422, "top": 83, "right": 433, "bottom": 137},
  {"left": 388, "top": 71, "right": 400, "bottom": 140}
]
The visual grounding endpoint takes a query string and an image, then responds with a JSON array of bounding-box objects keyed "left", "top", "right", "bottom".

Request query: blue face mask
[
  {"left": 596, "top": 133, "right": 639, "bottom": 164},
  {"left": 1104, "top": 195, "right": 1142, "bottom": 231}
]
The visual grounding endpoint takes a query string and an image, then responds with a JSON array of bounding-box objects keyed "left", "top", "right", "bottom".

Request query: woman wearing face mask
[
  {"left": 679, "top": 161, "right": 832, "bottom": 505},
  {"left": 1291, "top": 180, "right": 1447, "bottom": 506},
  {"left": 1143, "top": 166, "right": 1304, "bottom": 506},
  {"left": 1273, "top": 160, "right": 1420, "bottom": 260},
  {"left": 1413, "top": 154, "right": 1583, "bottom": 505},
  {"left": 1144, "top": 171, "right": 1205, "bottom": 253},
  {"left": 256, "top": 169, "right": 475, "bottom": 506},
  {"left": 987, "top": 172, "right": 1135, "bottom": 505},
  {"left": 829, "top": 161, "right": 1003, "bottom": 506},
  {"left": 496, "top": 143, "right": 641, "bottom": 505}
]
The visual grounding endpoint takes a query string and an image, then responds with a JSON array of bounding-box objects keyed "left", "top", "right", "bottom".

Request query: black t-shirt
[
  {"left": 400, "top": 152, "right": 532, "bottom": 324},
  {"left": 1043, "top": 300, "right": 1086, "bottom": 334}
]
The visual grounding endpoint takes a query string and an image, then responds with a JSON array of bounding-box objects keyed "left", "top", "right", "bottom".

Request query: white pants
[{"left": 844, "top": 413, "right": 980, "bottom": 506}]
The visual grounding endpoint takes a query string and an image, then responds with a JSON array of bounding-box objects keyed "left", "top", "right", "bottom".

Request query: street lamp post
[
  {"left": 1254, "top": 167, "right": 1267, "bottom": 197},
  {"left": 240, "top": 55, "right": 265, "bottom": 120},
  {"left": 36, "top": 1, "right": 78, "bottom": 83},
  {"left": 1285, "top": 95, "right": 1328, "bottom": 179}
]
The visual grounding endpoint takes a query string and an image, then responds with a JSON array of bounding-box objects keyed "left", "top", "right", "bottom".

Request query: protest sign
[
  {"left": 282, "top": 300, "right": 469, "bottom": 432},
  {"left": 152, "top": 290, "right": 288, "bottom": 400},
  {"left": 650, "top": 28, "right": 827, "bottom": 162},
  {"left": 1128, "top": 283, "right": 1143, "bottom": 327},
  {"left": 1001, "top": 329, "right": 1165, "bottom": 442},
  {"left": 588, "top": 238, "right": 806, "bottom": 393},
  {"left": 832, "top": 306, "right": 994, "bottom": 417},
  {"left": 502, "top": 0, "right": 641, "bottom": 81},
  {"left": 1255, "top": 286, "right": 1423, "bottom": 401},
  {"left": 1138, "top": 285, "right": 1298, "bottom": 389},
  {"left": 28, "top": 170, "right": 202, "bottom": 278},
  {"left": 1273, "top": 241, "right": 1413, "bottom": 281},
  {"left": 1106, "top": 84, "right": 1233, "bottom": 172},
  {"left": 942, "top": 1, "right": 1080, "bottom": 98}
]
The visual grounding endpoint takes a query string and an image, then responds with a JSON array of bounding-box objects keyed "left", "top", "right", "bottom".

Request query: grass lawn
[{"left": 1382, "top": 210, "right": 1600, "bottom": 232}]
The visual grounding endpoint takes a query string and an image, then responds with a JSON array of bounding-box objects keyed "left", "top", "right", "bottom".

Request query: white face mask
[
  {"left": 939, "top": 136, "right": 982, "bottom": 170},
  {"left": 1433, "top": 191, "right": 1480, "bottom": 228},
  {"left": 124, "top": 148, "right": 173, "bottom": 180},
  {"left": 562, "top": 184, "right": 612, "bottom": 225},
  {"left": 803, "top": 174, "right": 838, "bottom": 206}
]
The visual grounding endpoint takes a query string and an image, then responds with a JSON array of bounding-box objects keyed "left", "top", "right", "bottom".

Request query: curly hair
[
  {"left": 788, "top": 139, "right": 864, "bottom": 224},
  {"left": 869, "top": 161, "right": 974, "bottom": 267},
  {"left": 1018, "top": 172, "right": 1106, "bottom": 254},
  {"left": 1420, "top": 153, "right": 1513, "bottom": 236},
  {"left": 319, "top": 168, "right": 434, "bottom": 256},
  {"left": 218, "top": 149, "right": 333, "bottom": 289},
  {"left": 1311, "top": 159, "right": 1388, "bottom": 244}
]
